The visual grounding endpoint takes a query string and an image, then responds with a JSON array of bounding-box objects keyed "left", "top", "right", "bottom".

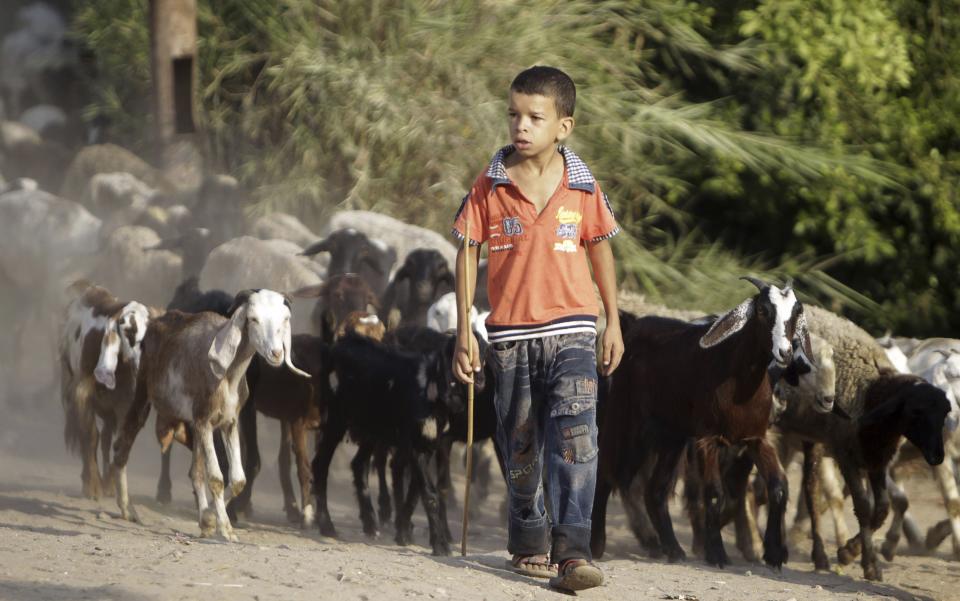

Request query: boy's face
[{"left": 507, "top": 91, "right": 573, "bottom": 158}]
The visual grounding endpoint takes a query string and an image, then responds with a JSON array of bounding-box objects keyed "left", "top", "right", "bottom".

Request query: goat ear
[
  {"left": 794, "top": 307, "right": 815, "bottom": 366},
  {"left": 299, "top": 238, "right": 330, "bottom": 257},
  {"left": 699, "top": 298, "right": 754, "bottom": 348},
  {"left": 93, "top": 318, "right": 121, "bottom": 390},
  {"left": 209, "top": 305, "right": 246, "bottom": 379},
  {"left": 858, "top": 393, "right": 904, "bottom": 430}
]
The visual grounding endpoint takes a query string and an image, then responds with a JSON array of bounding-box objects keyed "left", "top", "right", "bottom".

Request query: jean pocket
[{"left": 557, "top": 419, "right": 598, "bottom": 463}]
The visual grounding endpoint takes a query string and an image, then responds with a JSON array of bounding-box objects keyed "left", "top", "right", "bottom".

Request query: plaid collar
[{"left": 485, "top": 145, "right": 596, "bottom": 193}]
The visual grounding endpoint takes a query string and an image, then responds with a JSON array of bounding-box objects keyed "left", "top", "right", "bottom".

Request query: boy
[{"left": 452, "top": 66, "right": 623, "bottom": 592}]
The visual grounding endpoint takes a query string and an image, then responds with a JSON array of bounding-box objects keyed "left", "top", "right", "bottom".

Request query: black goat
[
  {"left": 292, "top": 273, "right": 379, "bottom": 343},
  {"left": 312, "top": 332, "right": 451, "bottom": 555},
  {"left": 380, "top": 249, "right": 454, "bottom": 329},
  {"left": 383, "top": 326, "right": 502, "bottom": 542},
  {"left": 300, "top": 228, "right": 397, "bottom": 298},
  {"left": 591, "top": 278, "right": 811, "bottom": 570}
]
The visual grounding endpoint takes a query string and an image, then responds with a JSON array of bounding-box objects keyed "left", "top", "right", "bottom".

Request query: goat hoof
[
  {"left": 318, "top": 521, "right": 337, "bottom": 538},
  {"left": 83, "top": 480, "right": 102, "bottom": 501},
  {"left": 706, "top": 545, "right": 729, "bottom": 568},
  {"left": 285, "top": 505, "right": 302, "bottom": 524},
  {"left": 863, "top": 563, "right": 882, "bottom": 582},
  {"left": 301, "top": 505, "right": 316, "bottom": 529},
  {"left": 812, "top": 550, "right": 830, "bottom": 571},
  {"left": 763, "top": 544, "right": 788, "bottom": 569},
  {"left": 880, "top": 541, "right": 897, "bottom": 562},
  {"left": 837, "top": 545, "right": 855, "bottom": 565},
  {"left": 395, "top": 526, "right": 414, "bottom": 547},
  {"left": 665, "top": 545, "right": 686, "bottom": 563},
  {"left": 431, "top": 540, "right": 452, "bottom": 556},
  {"left": 200, "top": 509, "right": 217, "bottom": 537},
  {"left": 156, "top": 489, "right": 172, "bottom": 505},
  {"left": 230, "top": 479, "right": 246, "bottom": 498}
]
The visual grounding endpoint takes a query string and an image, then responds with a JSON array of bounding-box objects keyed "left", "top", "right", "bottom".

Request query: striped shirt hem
[{"left": 487, "top": 316, "right": 597, "bottom": 343}]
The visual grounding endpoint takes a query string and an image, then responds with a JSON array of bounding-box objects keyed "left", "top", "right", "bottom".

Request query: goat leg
[
  {"left": 351, "top": 441, "right": 379, "bottom": 538},
  {"left": 157, "top": 446, "right": 173, "bottom": 504},
  {"left": 881, "top": 469, "right": 909, "bottom": 561},
  {"left": 199, "top": 423, "right": 237, "bottom": 542},
  {"left": 435, "top": 435, "right": 454, "bottom": 544},
  {"left": 99, "top": 415, "right": 116, "bottom": 493},
  {"left": 748, "top": 438, "right": 788, "bottom": 570},
  {"left": 227, "top": 395, "right": 259, "bottom": 522},
  {"left": 644, "top": 437, "right": 688, "bottom": 562},
  {"left": 927, "top": 456, "right": 960, "bottom": 558},
  {"left": 802, "top": 442, "right": 830, "bottom": 570},
  {"left": 394, "top": 452, "right": 417, "bottom": 546},
  {"left": 110, "top": 376, "right": 152, "bottom": 523},
  {"left": 412, "top": 449, "right": 451, "bottom": 556},
  {"left": 277, "top": 420, "right": 300, "bottom": 523},
  {"left": 621, "top": 474, "right": 663, "bottom": 557},
  {"left": 291, "top": 419, "right": 315, "bottom": 529},
  {"left": 699, "top": 439, "right": 730, "bottom": 568},
  {"left": 837, "top": 459, "right": 882, "bottom": 581},
  {"left": 311, "top": 418, "right": 346, "bottom": 538},
  {"left": 589, "top": 472, "right": 612, "bottom": 558},
  {"left": 375, "top": 444, "right": 392, "bottom": 527}
]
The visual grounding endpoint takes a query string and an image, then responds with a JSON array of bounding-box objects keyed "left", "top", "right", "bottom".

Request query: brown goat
[
  {"left": 292, "top": 274, "right": 379, "bottom": 343},
  {"left": 591, "top": 278, "right": 812, "bottom": 569}
]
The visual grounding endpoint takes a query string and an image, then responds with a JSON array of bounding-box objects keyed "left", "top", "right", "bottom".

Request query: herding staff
[{"left": 460, "top": 212, "right": 475, "bottom": 557}]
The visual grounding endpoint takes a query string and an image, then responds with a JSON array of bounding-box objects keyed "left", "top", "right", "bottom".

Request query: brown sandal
[
  {"left": 549, "top": 558, "right": 604, "bottom": 591},
  {"left": 506, "top": 554, "right": 557, "bottom": 578}
]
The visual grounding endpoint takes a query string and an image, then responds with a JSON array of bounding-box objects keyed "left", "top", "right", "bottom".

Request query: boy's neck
[{"left": 506, "top": 144, "right": 561, "bottom": 176}]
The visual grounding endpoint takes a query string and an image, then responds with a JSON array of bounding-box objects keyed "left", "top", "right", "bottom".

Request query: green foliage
[{"left": 75, "top": 0, "right": 922, "bottom": 323}]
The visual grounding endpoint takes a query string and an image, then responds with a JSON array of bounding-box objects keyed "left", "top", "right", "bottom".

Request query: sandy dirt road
[{"left": 0, "top": 401, "right": 958, "bottom": 601}]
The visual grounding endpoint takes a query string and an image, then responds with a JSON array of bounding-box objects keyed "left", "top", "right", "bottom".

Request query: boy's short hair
[{"left": 510, "top": 66, "right": 576, "bottom": 118}]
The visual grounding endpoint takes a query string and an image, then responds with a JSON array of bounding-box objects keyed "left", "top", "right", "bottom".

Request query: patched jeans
[{"left": 489, "top": 332, "right": 599, "bottom": 564}]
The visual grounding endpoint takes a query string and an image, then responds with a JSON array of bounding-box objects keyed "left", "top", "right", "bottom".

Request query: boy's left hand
[{"left": 600, "top": 323, "right": 624, "bottom": 376}]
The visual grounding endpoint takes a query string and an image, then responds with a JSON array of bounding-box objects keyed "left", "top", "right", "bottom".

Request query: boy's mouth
[{"left": 514, "top": 139, "right": 532, "bottom": 149}]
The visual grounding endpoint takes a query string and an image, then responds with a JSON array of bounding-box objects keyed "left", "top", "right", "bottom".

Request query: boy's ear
[{"left": 556, "top": 115, "right": 574, "bottom": 142}]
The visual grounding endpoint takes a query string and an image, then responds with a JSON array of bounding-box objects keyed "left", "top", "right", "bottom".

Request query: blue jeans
[{"left": 488, "top": 332, "right": 599, "bottom": 564}]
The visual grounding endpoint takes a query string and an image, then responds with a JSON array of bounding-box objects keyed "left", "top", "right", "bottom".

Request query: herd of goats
[{"left": 2, "top": 154, "right": 960, "bottom": 587}]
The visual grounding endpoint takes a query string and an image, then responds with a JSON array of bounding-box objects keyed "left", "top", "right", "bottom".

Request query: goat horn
[{"left": 739, "top": 276, "right": 768, "bottom": 292}]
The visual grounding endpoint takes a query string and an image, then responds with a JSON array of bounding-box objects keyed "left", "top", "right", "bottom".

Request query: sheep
[
  {"left": 108, "top": 289, "right": 311, "bottom": 541},
  {"left": 59, "top": 144, "right": 171, "bottom": 203},
  {"left": 199, "top": 236, "right": 324, "bottom": 334},
  {"left": 311, "top": 332, "right": 451, "bottom": 555},
  {"left": 59, "top": 281, "right": 156, "bottom": 499},
  {"left": 320, "top": 210, "right": 455, "bottom": 279},
  {"left": 774, "top": 304, "right": 952, "bottom": 580},
  {"left": 291, "top": 273, "right": 380, "bottom": 343},
  {"left": 0, "top": 120, "right": 71, "bottom": 192},
  {"left": 591, "top": 278, "right": 812, "bottom": 569},
  {"left": 147, "top": 227, "right": 218, "bottom": 280},
  {"left": 0, "top": 185, "right": 101, "bottom": 397},
  {"left": 380, "top": 249, "right": 454, "bottom": 329},
  {"left": 251, "top": 212, "right": 320, "bottom": 249},
  {"left": 89, "top": 226, "right": 182, "bottom": 309},
  {"left": 299, "top": 228, "right": 397, "bottom": 298}
]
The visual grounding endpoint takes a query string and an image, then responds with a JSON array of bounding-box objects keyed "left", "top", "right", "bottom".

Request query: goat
[
  {"left": 60, "top": 281, "right": 155, "bottom": 499},
  {"left": 109, "top": 289, "right": 310, "bottom": 541},
  {"left": 591, "top": 277, "right": 812, "bottom": 569},
  {"left": 154, "top": 277, "right": 233, "bottom": 505},
  {"left": 292, "top": 273, "right": 379, "bottom": 343},
  {"left": 312, "top": 332, "right": 451, "bottom": 555},
  {"left": 382, "top": 325, "right": 500, "bottom": 543},
  {"left": 380, "top": 249, "right": 454, "bottom": 329},
  {"left": 300, "top": 228, "right": 397, "bottom": 298}
]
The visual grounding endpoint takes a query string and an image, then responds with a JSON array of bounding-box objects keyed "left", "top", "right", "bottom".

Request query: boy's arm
[
  {"left": 587, "top": 239, "right": 623, "bottom": 376},
  {"left": 453, "top": 243, "right": 481, "bottom": 384}
]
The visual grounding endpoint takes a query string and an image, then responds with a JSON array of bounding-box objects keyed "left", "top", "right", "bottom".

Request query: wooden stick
[{"left": 460, "top": 212, "right": 475, "bottom": 557}]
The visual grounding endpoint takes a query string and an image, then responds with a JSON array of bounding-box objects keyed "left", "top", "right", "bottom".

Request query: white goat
[
  {"left": 425, "top": 291, "right": 488, "bottom": 342},
  {"left": 109, "top": 289, "right": 310, "bottom": 541}
]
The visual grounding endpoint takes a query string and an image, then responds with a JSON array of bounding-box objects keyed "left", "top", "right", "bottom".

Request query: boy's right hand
[{"left": 453, "top": 332, "right": 482, "bottom": 384}]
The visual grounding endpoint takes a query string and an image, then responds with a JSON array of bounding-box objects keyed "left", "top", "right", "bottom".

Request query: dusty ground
[{"left": 0, "top": 399, "right": 958, "bottom": 601}]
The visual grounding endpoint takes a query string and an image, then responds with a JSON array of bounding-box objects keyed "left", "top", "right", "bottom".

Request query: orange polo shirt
[{"left": 452, "top": 145, "right": 620, "bottom": 343}]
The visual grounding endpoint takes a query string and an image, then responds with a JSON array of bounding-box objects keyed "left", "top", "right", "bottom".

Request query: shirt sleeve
[
  {"left": 580, "top": 181, "right": 620, "bottom": 244},
  {"left": 451, "top": 174, "right": 489, "bottom": 247}
]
